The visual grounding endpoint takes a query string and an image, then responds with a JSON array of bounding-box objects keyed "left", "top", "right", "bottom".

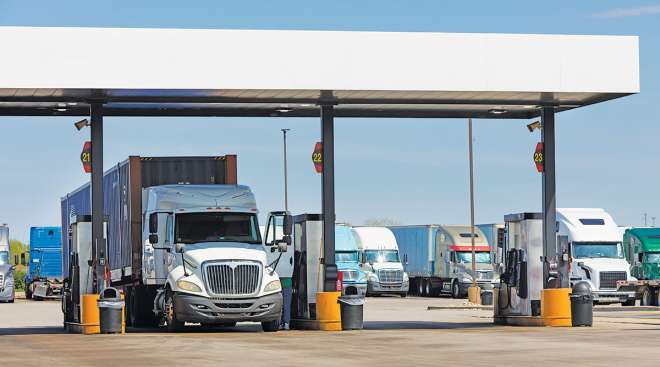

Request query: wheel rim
[
  {"left": 453, "top": 282, "right": 458, "bottom": 297},
  {"left": 425, "top": 282, "right": 431, "bottom": 296},
  {"left": 643, "top": 290, "right": 651, "bottom": 306},
  {"left": 418, "top": 281, "right": 424, "bottom": 296}
]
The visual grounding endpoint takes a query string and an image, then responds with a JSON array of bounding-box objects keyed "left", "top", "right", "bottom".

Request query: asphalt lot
[{"left": 3, "top": 296, "right": 660, "bottom": 366}]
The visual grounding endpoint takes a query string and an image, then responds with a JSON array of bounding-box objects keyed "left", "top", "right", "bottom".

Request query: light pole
[
  {"left": 467, "top": 118, "right": 479, "bottom": 303},
  {"left": 281, "top": 128, "right": 290, "bottom": 211}
]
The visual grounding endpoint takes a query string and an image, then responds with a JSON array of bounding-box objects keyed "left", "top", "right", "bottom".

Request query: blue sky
[{"left": 1, "top": 1, "right": 659, "bottom": 242}]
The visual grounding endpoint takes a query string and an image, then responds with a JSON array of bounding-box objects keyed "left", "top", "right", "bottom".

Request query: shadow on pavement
[
  {"left": 0, "top": 327, "right": 66, "bottom": 336},
  {"left": 364, "top": 321, "right": 496, "bottom": 330}
]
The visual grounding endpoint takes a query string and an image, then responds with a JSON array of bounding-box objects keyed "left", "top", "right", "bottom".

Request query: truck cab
[
  {"left": 0, "top": 225, "right": 15, "bottom": 303},
  {"left": 558, "top": 208, "right": 636, "bottom": 305},
  {"left": 143, "top": 185, "right": 285, "bottom": 331},
  {"left": 436, "top": 225, "right": 497, "bottom": 298},
  {"left": 25, "top": 227, "right": 63, "bottom": 300},
  {"left": 623, "top": 227, "right": 660, "bottom": 281},
  {"left": 353, "top": 227, "right": 409, "bottom": 297},
  {"left": 335, "top": 225, "right": 367, "bottom": 296}
]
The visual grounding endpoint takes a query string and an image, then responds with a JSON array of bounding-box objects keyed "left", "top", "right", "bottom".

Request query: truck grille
[
  {"left": 204, "top": 261, "right": 261, "bottom": 296},
  {"left": 378, "top": 269, "right": 403, "bottom": 284},
  {"left": 0, "top": 273, "right": 4, "bottom": 289},
  {"left": 341, "top": 270, "right": 359, "bottom": 282},
  {"left": 599, "top": 271, "right": 626, "bottom": 289}
]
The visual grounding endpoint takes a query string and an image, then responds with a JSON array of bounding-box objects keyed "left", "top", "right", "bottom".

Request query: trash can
[
  {"left": 337, "top": 295, "right": 365, "bottom": 330},
  {"left": 570, "top": 281, "right": 593, "bottom": 327},
  {"left": 480, "top": 290, "right": 493, "bottom": 306},
  {"left": 97, "top": 287, "right": 125, "bottom": 334}
]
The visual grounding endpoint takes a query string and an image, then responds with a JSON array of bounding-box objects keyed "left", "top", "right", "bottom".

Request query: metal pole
[
  {"left": 90, "top": 103, "right": 106, "bottom": 294},
  {"left": 281, "top": 129, "right": 290, "bottom": 212},
  {"left": 321, "top": 104, "right": 337, "bottom": 292},
  {"left": 468, "top": 118, "right": 476, "bottom": 288},
  {"left": 541, "top": 107, "right": 556, "bottom": 289}
]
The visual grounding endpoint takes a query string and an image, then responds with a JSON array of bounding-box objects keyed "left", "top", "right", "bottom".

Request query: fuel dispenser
[
  {"left": 494, "top": 212, "right": 572, "bottom": 326},
  {"left": 290, "top": 214, "right": 324, "bottom": 327},
  {"left": 494, "top": 213, "right": 545, "bottom": 325},
  {"left": 62, "top": 216, "right": 106, "bottom": 334}
]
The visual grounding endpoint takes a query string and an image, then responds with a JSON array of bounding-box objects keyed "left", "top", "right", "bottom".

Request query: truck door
[{"left": 145, "top": 212, "right": 172, "bottom": 284}]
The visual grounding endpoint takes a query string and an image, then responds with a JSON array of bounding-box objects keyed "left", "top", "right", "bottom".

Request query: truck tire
[
  {"left": 424, "top": 279, "right": 433, "bottom": 297},
  {"left": 128, "top": 286, "right": 160, "bottom": 328},
  {"left": 165, "top": 291, "right": 184, "bottom": 332},
  {"left": 451, "top": 280, "right": 461, "bottom": 299},
  {"left": 641, "top": 288, "right": 655, "bottom": 306},
  {"left": 261, "top": 319, "right": 280, "bottom": 332},
  {"left": 417, "top": 279, "right": 424, "bottom": 297}
]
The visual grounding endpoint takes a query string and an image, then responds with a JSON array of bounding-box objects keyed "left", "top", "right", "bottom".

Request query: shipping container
[
  {"left": 389, "top": 225, "right": 439, "bottom": 278},
  {"left": 61, "top": 155, "right": 237, "bottom": 281}
]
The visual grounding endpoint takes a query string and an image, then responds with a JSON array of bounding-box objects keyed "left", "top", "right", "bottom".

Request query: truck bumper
[
  {"left": 173, "top": 292, "right": 283, "bottom": 324},
  {"left": 342, "top": 282, "right": 367, "bottom": 296},
  {"left": 368, "top": 281, "right": 409, "bottom": 295},
  {"left": 593, "top": 290, "right": 636, "bottom": 304},
  {"left": 0, "top": 285, "right": 15, "bottom": 302}
]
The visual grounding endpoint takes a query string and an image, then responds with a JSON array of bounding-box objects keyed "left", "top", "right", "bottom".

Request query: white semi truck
[
  {"left": 0, "top": 224, "right": 15, "bottom": 303},
  {"left": 353, "top": 227, "right": 409, "bottom": 297},
  {"left": 558, "top": 208, "right": 636, "bottom": 305},
  {"left": 62, "top": 156, "right": 289, "bottom": 331}
]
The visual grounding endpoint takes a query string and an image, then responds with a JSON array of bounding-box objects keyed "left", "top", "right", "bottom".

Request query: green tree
[{"left": 8, "top": 239, "right": 28, "bottom": 291}]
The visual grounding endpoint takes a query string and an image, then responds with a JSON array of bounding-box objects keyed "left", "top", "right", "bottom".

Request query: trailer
[
  {"left": 25, "top": 227, "right": 63, "bottom": 300},
  {"left": 62, "top": 155, "right": 288, "bottom": 332},
  {"left": 391, "top": 225, "right": 496, "bottom": 298}
]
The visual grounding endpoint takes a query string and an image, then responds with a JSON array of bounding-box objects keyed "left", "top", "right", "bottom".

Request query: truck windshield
[
  {"left": 572, "top": 242, "right": 623, "bottom": 259},
  {"left": 456, "top": 252, "right": 491, "bottom": 264},
  {"left": 646, "top": 253, "right": 660, "bottom": 263},
  {"left": 336, "top": 251, "right": 358, "bottom": 262},
  {"left": 0, "top": 251, "right": 8, "bottom": 265},
  {"left": 365, "top": 250, "right": 400, "bottom": 263},
  {"left": 175, "top": 213, "right": 261, "bottom": 245}
]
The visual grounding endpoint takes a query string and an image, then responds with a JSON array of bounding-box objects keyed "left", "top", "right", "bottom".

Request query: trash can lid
[
  {"left": 572, "top": 281, "right": 592, "bottom": 295},
  {"left": 100, "top": 287, "right": 121, "bottom": 299},
  {"left": 338, "top": 295, "right": 366, "bottom": 306}
]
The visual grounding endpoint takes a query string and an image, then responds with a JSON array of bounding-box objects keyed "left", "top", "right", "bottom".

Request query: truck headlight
[
  {"left": 462, "top": 274, "right": 473, "bottom": 283},
  {"left": 368, "top": 273, "right": 378, "bottom": 282},
  {"left": 176, "top": 280, "right": 202, "bottom": 293},
  {"left": 264, "top": 280, "right": 281, "bottom": 292},
  {"left": 403, "top": 273, "right": 409, "bottom": 282}
]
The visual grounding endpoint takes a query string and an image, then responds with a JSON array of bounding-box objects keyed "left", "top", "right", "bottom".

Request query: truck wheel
[
  {"left": 417, "top": 280, "right": 424, "bottom": 297},
  {"left": 641, "top": 288, "right": 655, "bottom": 306},
  {"left": 451, "top": 280, "right": 461, "bottom": 299},
  {"left": 261, "top": 319, "right": 280, "bottom": 332},
  {"left": 165, "top": 292, "right": 184, "bottom": 332},
  {"left": 424, "top": 280, "right": 433, "bottom": 297},
  {"left": 400, "top": 292, "right": 407, "bottom": 298}
]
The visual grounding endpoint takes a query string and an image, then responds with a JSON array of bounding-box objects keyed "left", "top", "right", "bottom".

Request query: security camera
[
  {"left": 74, "top": 119, "right": 90, "bottom": 131},
  {"left": 527, "top": 120, "right": 542, "bottom": 133}
]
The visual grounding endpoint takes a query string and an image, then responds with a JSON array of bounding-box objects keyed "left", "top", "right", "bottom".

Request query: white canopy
[{"left": 0, "top": 27, "right": 639, "bottom": 118}]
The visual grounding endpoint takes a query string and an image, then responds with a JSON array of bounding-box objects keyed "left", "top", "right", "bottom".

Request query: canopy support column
[
  {"left": 541, "top": 106, "right": 557, "bottom": 289},
  {"left": 321, "top": 104, "right": 338, "bottom": 292},
  {"left": 90, "top": 103, "right": 106, "bottom": 293}
]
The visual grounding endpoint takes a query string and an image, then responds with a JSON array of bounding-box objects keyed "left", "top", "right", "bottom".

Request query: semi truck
[
  {"left": 614, "top": 227, "right": 660, "bottom": 305},
  {"left": 335, "top": 225, "right": 367, "bottom": 296},
  {"left": 25, "top": 227, "right": 63, "bottom": 300},
  {"left": 61, "top": 155, "right": 287, "bottom": 331},
  {"left": 558, "top": 208, "right": 636, "bottom": 305},
  {"left": 391, "top": 225, "right": 497, "bottom": 298},
  {"left": 0, "top": 224, "right": 15, "bottom": 303},
  {"left": 353, "top": 227, "right": 409, "bottom": 297}
]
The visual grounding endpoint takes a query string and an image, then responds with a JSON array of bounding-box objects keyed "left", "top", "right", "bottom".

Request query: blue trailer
[
  {"left": 25, "top": 226, "right": 63, "bottom": 300},
  {"left": 389, "top": 225, "right": 439, "bottom": 296}
]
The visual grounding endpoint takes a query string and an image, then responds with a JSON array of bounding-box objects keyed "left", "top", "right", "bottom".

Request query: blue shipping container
[
  {"left": 28, "top": 227, "right": 62, "bottom": 281},
  {"left": 389, "top": 225, "right": 439, "bottom": 277}
]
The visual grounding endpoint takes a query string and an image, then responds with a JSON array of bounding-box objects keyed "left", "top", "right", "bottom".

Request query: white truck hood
[
  {"left": 576, "top": 257, "right": 630, "bottom": 273},
  {"left": 183, "top": 242, "right": 268, "bottom": 266},
  {"left": 370, "top": 262, "right": 403, "bottom": 271}
]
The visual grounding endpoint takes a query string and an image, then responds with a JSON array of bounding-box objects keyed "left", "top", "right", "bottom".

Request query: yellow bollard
[
  {"left": 541, "top": 288, "right": 572, "bottom": 327},
  {"left": 81, "top": 294, "right": 100, "bottom": 335},
  {"left": 316, "top": 292, "right": 342, "bottom": 331}
]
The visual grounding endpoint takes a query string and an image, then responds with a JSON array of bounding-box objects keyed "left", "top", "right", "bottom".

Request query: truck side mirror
[
  {"left": 283, "top": 214, "right": 293, "bottom": 236},
  {"left": 149, "top": 213, "right": 158, "bottom": 234},
  {"left": 149, "top": 234, "right": 159, "bottom": 245},
  {"left": 175, "top": 243, "right": 186, "bottom": 254}
]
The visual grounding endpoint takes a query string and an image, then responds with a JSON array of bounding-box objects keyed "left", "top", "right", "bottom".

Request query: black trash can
[
  {"left": 97, "top": 287, "right": 125, "bottom": 334},
  {"left": 570, "top": 281, "right": 593, "bottom": 327},
  {"left": 338, "top": 295, "right": 365, "bottom": 330},
  {"left": 480, "top": 290, "right": 493, "bottom": 306}
]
